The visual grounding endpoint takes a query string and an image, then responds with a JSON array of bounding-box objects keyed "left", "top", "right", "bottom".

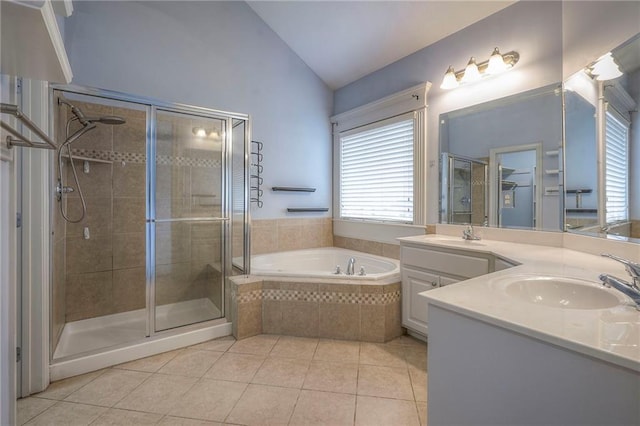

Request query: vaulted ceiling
[{"left": 248, "top": 1, "right": 516, "bottom": 89}]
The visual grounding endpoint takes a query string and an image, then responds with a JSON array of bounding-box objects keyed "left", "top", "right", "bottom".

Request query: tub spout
[{"left": 347, "top": 257, "right": 356, "bottom": 275}]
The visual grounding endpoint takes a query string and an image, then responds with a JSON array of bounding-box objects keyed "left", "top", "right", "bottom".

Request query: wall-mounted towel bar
[
  {"left": 1, "top": 102, "right": 57, "bottom": 150},
  {"left": 287, "top": 208, "right": 329, "bottom": 213},
  {"left": 273, "top": 186, "right": 316, "bottom": 192},
  {"left": 251, "top": 140, "right": 263, "bottom": 208}
]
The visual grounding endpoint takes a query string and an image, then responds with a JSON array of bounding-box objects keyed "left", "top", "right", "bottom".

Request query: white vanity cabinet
[{"left": 400, "top": 243, "right": 496, "bottom": 337}]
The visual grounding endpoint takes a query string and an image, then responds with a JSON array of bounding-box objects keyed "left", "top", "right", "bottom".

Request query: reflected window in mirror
[
  {"left": 563, "top": 32, "right": 639, "bottom": 242},
  {"left": 604, "top": 110, "right": 629, "bottom": 224}
]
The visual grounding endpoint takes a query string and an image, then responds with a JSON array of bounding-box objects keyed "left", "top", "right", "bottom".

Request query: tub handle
[
  {"left": 334, "top": 265, "right": 341, "bottom": 275},
  {"left": 358, "top": 266, "right": 366, "bottom": 276}
]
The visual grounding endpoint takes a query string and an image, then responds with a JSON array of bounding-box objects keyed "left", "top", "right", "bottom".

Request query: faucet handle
[{"left": 601, "top": 253, "right": 640, "bottom": 279}]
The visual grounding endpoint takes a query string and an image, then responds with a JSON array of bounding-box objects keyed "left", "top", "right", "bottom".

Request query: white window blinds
[
  {"left": 605, "top": 111, "right": 629, "bottom": 223},
  {"left": 340, "top": 118, "right": 414, "bottom": 223}
]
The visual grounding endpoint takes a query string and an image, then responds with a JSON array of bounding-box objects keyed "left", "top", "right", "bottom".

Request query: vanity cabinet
[{"left": 401, "top": 243, "right": 495, "bottom": 337}]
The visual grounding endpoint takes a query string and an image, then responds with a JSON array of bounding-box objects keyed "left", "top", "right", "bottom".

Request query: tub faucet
[
  {"left": 462, "top": 225, "right": 481, "bottom": 240},
  {"left": 600, "top": 254, "right": 640, "bottom": 309},
  {"left": 346, "top": 257, "right": 356, "bottom": 276}
]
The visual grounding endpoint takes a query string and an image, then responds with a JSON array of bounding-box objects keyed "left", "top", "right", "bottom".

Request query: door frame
[{"left": 489, "top": 143, "right": 543, "bottom": 229}]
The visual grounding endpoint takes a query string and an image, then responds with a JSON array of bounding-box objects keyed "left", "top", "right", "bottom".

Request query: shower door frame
[
  {"left": 147, "top": 106, "right": 231, "bottom": 335},
  {"left": 49, "top": 84, "right": 251, "bottom": 347}
]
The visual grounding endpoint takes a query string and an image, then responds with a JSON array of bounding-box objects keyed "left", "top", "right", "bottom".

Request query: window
[
  {"left": 604, "top": 110, "right": 629, "bottom": 223},
  {"left": 339, "top": 116, "right": 414, "bottom": 223}
]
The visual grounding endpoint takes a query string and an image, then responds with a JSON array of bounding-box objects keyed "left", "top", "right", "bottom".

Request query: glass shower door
[{"left": 153, "top": 108, "right": 227, "bottom": 332}]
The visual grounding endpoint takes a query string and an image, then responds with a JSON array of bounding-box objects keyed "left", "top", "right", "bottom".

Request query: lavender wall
[
  {"left": 334, "top": 1, "right": 563, "bottom": 224},
  {"left": 334, "top": 0, "right": 639, "bottom": 225},
  {"left": 64, "top": 1, "right": 333, "bottom": 220}
]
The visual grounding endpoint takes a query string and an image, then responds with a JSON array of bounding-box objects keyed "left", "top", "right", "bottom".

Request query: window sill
[{"left": 333, "top": 219, "right": 426, "bottom": 245}]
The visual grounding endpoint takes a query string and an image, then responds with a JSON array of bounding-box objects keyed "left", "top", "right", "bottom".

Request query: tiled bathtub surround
[
  {"left": 230, "top": 276, "right": 403, "bottom": 343},
  {"left": 333, "top": 236, "right": 402, "bottom": 260},
  {"left": 251, "top": 218, "right": 333, "bottom": 254}
]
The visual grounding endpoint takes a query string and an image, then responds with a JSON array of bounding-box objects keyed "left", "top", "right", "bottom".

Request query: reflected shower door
[{"left": 153, "top": 109, "right": 227, "bottom": 332}]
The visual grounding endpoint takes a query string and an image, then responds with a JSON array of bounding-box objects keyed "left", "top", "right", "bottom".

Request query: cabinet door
[{"left": 402, "top": 268, "right": 439, "bottom": 336}]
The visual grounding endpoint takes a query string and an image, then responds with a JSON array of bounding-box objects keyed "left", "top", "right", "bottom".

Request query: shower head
[
  {"left": 58, "top": 98, "right": 126, "bottom": 126},
  {"left": 86, "top": 116, "right": 126, "bottom": 125}
]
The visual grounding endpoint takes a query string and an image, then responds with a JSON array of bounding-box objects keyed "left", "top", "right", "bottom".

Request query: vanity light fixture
[
  {"left": 440, "top": 66, "right": 459, "bottom": 89},
  {"left": 588, "top": 52, "right": 623, "bottom": 81},
  {"left": 440, "top": 47, "right": 520, "bottom": 90},
  {"left": 193, "top": 127, "right": 222, "bottom": 140},
  {"left": 461, "top": 57, "right": 481, "bottom": 83},
  {"left": 193, "top": 127, "right": 207, "bottom": 137}
]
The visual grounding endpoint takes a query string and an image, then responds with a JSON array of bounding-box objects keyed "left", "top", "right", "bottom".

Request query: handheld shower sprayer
[{"left": 57, "top": 97, "right": 126, "bottom": 223}]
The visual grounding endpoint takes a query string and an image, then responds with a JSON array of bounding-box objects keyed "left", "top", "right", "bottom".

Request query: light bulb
[
  {"left": 486, "top": 47, "right": 508, "bottom": 74},
  {"left": 440, "top": 66, "right": 459, "bottom": 90},
  {"left": 193, "top": 127, "right": 206, "bottom": 137},
  {"left": 461, "top": 57, "right": 481, "bottom": 83}
]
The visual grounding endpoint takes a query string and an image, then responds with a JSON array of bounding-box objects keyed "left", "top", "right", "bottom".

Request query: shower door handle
[{"left": 151, "top": 217, "right": 230, "bottom": 223}]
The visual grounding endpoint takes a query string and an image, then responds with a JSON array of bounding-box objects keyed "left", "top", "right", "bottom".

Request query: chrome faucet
[
  {"left": 346, "top": 257, "right": 356, "bottom": 276},
  {"left": 599, "top": 253, "right": 640, "bottom": 309},
  {"left": 462, "top": 225, "right": 481, "bottom": 240}
]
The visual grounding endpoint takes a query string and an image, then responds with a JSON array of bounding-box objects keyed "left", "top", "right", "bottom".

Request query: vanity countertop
[{"left": 399, "top": 234, "right": 640, "bottom": 372}]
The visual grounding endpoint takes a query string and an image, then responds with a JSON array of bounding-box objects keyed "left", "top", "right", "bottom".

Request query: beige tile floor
[{"left": 18, "top": 334, "right": 427, "bottom": 425}]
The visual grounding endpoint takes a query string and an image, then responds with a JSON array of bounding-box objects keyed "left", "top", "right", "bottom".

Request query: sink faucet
[
  {"left": 599, "top": 253, "right": 640, "bottom": 309},
  {"left": 346, "top": 257, "right": 356, "bottom": 276},
  {"left": 462, "top": 225, "right": 481, "bottom": 240}
]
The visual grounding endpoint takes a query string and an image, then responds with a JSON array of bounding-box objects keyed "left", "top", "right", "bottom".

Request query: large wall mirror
[
  {"left": 439, "top": 84, "right": 564, "bottom": 231},
  {"left": 564, "top": 32, "right": 639, "bottom": 243}
]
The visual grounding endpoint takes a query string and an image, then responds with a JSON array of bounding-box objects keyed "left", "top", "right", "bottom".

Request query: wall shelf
[
  {"left": 566, "top": 208, "right": 597, "bottom": 214},
  {"left": 62, "top": 154, "right": 112, "bottom": 164},
  {"left": 287, "top": 208, "right": 329, "bottom": 213},
  {"left": 272, "top": 186, "right": 316, "bottom": 192}
]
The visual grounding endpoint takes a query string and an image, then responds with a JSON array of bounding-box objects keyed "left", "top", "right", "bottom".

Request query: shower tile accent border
[
  {"left": 230, "top": 276, "right": 402, "bottom": 343},
  {"left": 70, "top": 149, "right": 222, "bottom": 168}
]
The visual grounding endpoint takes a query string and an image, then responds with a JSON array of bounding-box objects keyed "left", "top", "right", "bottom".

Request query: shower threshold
[{"left": 53, "top": 298, "right": 222, "bottom": 360}]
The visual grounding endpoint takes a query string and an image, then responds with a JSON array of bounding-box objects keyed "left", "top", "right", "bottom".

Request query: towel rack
[
  {"left": 251, "top": 140, "right": 263, "bottom": 208},
  {"left": 1, "top": 103, "right": 57, "bottom": 150}
]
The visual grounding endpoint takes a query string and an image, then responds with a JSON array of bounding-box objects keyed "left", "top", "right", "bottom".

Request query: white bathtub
[{"left": 250, "top": 247, "right": 399, "bottom": 280}]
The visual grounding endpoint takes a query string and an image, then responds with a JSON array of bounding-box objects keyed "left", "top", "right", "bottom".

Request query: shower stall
[
  {"left": 440, "top": 153, "right": 488, "bottom": 225},
  {"left": 49, "top": 86, "right": 249, "bottom": 378}
]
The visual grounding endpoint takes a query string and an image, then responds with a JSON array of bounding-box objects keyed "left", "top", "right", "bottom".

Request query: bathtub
[
  {"left": 232, "top": 247, "right": 403, "bottom": 342},
  {"left": 250, "top": 247, "right": 400, "bottom": 280}
]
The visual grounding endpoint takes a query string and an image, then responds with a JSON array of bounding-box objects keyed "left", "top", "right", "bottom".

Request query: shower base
[{"left": 51, "top": 298, "right": 229, "bottom": 381}]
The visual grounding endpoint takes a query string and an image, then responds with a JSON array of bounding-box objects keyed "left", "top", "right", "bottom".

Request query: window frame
[
  {"left": 338, "top": 112, "right": 417, "bottom": 224},
  {"left": 330, "top": 83, "right": 430, "bottom": 243},
  {"left": 604, "top": 108, "right": 630, "bottom": 224}
]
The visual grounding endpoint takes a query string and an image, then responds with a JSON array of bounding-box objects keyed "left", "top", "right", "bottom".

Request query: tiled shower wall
[
  {"left": 61, "top": 101, "right": 147, "bottom": 322},
  {"left": 155, "top": 113, "right": 224, "bottom": 310},
  {"left": 53, "top": 99, "right": 224, "bottom": 328}
]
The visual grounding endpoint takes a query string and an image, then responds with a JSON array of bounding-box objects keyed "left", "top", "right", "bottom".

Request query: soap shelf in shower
[
  {"left": 272, "top": 186, "right": 316, "bottom": 192},
  {"left": 287, "top": 207, "right": 329, "bottom": 213},
  {"left": 62, "top": 154, "right": 113, "bottom": 164}
]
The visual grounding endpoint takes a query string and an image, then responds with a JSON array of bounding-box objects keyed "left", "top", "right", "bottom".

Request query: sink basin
[{"left": 504, "top": 276, "right": 622, "bottom": 309}]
